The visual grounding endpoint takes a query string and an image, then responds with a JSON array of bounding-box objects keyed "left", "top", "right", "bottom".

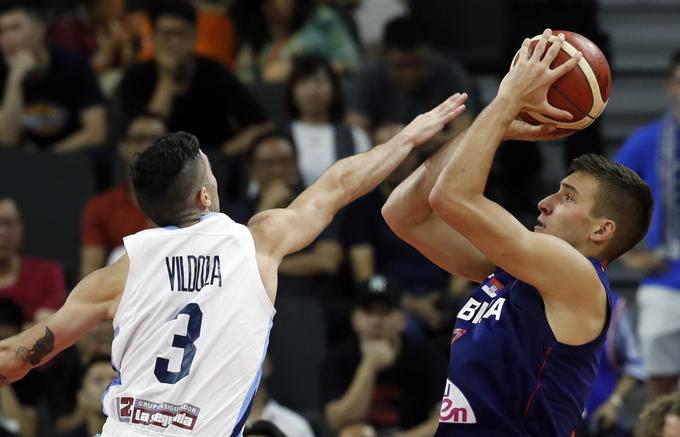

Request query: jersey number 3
[{"left": 154, "top": 303, "right": 203, "bottom": 384}]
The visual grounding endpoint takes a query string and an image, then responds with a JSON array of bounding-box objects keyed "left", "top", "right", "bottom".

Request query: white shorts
[{"left": 637, "top": 284, "right": 680, "bottom": 376}]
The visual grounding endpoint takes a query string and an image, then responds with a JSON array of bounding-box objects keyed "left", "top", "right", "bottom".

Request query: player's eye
[{"left": 565, "top": 193, "right": 574, "bottom": 202}]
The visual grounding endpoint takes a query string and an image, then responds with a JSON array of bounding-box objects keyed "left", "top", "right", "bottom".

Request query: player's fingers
[
  {"left": 439, "top": 93, "right": 468, "bottom": 120},
  {"left": 517, "top": 38, "right": 531, "bottom": 64},
  {"left": 434, "top": 93, "right": 461, "bottom": 114},
  {"left": 542, "top": 104, "right": 573, "bottom": 121},
  {"left": 531, "top": 29, "right": 551, "bottom": 62},
  {"left": 542, "top": 33, "right": 564, "bottom": 66},
  {"left": 552, "top": 51, "right": 581, "bottom": 78}
]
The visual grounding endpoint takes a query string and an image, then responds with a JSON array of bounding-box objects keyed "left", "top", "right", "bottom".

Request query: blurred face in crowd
[
  {"left": 663, "top": 413, "right": 680, "bottom": 437},
  {"left": 250, "top": 137, "right": 300, "bottom": 188},
  {"left": 262, "top": 0, "right": 294, "bottom": 28},
  {"left": 78, "top": 361, "right": 116, "bottom": 413},
  {"left": 293, "top": 68, "right": 334, "bottom": 121},
  {"left": 118, "top": 117, "right": 168, "bottom": 166},
  {"left": 667, "top": 63, "right": 680, "bottom": 115},
  {"left": 385, "top": 46, "right": 431, "bottom": 94},
  {"left": 0, "top": 199, "right": 22, "bottom": 261},
  {"left": 352, "top": 303, "right": 405, "bottom": 343},
  {"left": 153, "top": 15, "right": 196, "bottom": 65},
  {"left": 0, "top": 9, "right": 45, "bottom": 57}
]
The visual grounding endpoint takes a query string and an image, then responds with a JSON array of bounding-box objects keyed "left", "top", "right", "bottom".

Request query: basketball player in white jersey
[{"left": 0, "top": 94, "right": 468, "bottom": 436}]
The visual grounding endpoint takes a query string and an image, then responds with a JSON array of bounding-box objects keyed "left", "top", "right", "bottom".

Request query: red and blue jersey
[{"left": 436, "top": 257, "right": 611, "bottom": 437}]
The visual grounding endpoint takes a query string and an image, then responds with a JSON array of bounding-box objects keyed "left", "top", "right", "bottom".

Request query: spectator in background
[
  {"left": 0, "top": 299, "right": 36, "bottom": 437},
  {"left": 285, "top": 54, "right": 371, "bottom": 187},
  {"left": 636, "top": 392, "right": 680, "bottom": 437},
  {"left": 56, "top": 355, "right": 114, "bottom": 437},
  {"left": 322, "top": 276, "right": 446, "bottom": 436},
  {"left": 580, "top": 291, "right": 645, "bottom": 437},
  {"left": 48, "top": 0, "right": 153, "bottom": 79},
  {"left": 246, "top": 357, "right": 315, "bottom": 437},
  {"left": 224, "top": 129, "right": 343, "bottom": 290},
  {"left": 0, "top": 1, "right": 106, "bottom": 152},
  {"left": 243, "top": 420, "right": 288, "bottom": 437},
  {"left": 79, "top": 113, "right": 165, "bottom": 279},
  {"left": 347, "top": 15, "right": 476, "bottom": 138},
  {"left": 230, "top": 0, "right": 360, "bottom": 83},
  {"left": 117, "top": 0, "right": 269, "bottom": 152},
  {"left": 613, "top": 49, "right": 680, "bottom": 403},
  {"left": 191, "top": 0, "right": 236, "bottom": 68},
  {"left": 0, "top": 196, "right": 65, "bottom": 323}
]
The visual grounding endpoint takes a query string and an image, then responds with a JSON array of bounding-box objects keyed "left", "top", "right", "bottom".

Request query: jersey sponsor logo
[
  {"left": 116, "top": 396, "right": 201, "bottom": 430},
  {"left": 481, "top": 274, "right": 505, "bottom": 298},
  {"left": 456, "top": 297, "right": 506, "bottom": 324},
  {"left": 440, "top": 379, "right": 477, "bottom": 424},
  {"left": 165, "top": 255, "right": 222, "bottom": 292},
  {"left": 451, "top": 328, "right": 467, "bottom": 345}
]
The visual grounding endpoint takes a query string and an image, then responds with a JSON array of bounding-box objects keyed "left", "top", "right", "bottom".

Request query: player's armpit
[{"left": 0, "top": 255, "right": 128, "bottom": 385}]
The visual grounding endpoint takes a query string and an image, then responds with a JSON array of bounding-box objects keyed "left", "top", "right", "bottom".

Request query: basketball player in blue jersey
[
  {"left": 383, "top": 29, "right": 654, "bottom": 436},
  {"left": 0, "top": 95, "right": 469, "bottom": 436}
]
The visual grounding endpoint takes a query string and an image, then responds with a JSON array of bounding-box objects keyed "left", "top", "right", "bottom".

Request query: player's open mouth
[{"left": 535, "top": 219, "right": 546, "bottom": 230}]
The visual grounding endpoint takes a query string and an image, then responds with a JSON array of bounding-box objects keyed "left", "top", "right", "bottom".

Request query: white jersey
[{"left": 101, "top": 213, "right": 275, "bottom": 437}]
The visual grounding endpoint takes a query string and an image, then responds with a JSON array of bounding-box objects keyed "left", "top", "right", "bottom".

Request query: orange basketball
[{"left": 511, "top": 30, "right": 612, "bottom": 136}]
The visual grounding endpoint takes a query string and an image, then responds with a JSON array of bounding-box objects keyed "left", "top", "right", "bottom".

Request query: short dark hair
[
  {"left": 669, "top": 49, "right": 680, "bottom": 77},
  {"left": 230, "top": 0, "right": 313, "bottom": 54},
  {"left": 285, "top": 54, "right": 345, "bottom": 122},
  {"left": 131, "top": 132, "right": 207, "bottom": 227},
  {"left": 0, "top": 298, "right": 23, "bottom": 332},
  {"left": 383, "top": 15, "right": 427, "bottom": 51},
  {"left": 636, "top": 392, "right": 680, "bottom": 437},
  {"left": 150, "top": 0, "right": 196, "bottom": 27},
  {"left": 569, "top": 154, "right": 653, "bottom": 262},
  {"left": 0, "top": 0, "right": 44, "bottom": 21}
]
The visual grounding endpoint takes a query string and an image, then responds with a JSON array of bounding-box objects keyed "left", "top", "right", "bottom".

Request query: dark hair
[
  {"left": 669, "top": 49, "right": 680, "bottom": 77},
  {"left": 636, "top": 392, "right": 680, "bottom": 437},
  {"left": 0, "top": 298, "right": 23, "bottom": 332},
  {"left": 246, "top": 128, "right": 297, "bottom": 167},
  {"left": 150, "top": 0, "right": 196, "bottom": 26},
  {"left": 569, "top": 154, "right": 653, "bottom": 262},
  {"left": 383, "top": 15, "right": 427, "bottom": 51},
  {"left": 230, "top": 0, "right": 313, "bottom": 54},
  {"left": 130, "top": 132, "right": 207, "bottom": 226},
  {"left": 0, "top": 0, "right": 44, "bottom": 21},
  {"left": 244, "top": 420, "right": 287, "bottom": 437},
  {"left": 285, "top": 54, "right": 345, "bottom": 122}
]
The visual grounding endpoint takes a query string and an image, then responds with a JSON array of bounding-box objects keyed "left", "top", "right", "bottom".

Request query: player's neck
[
  {"left": 299, "top": 113, "right": 330, "bottom": 124},
  {"left": 175, "top": 210, "right": 210, "bottom": 228}
]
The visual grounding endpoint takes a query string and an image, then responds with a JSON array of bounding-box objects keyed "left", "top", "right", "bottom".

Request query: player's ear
[
  {"left": 590, "top": 219, "right": 615, "bottom": 244},
  {"left": 197, "top": 187, "right": 211, "bottom": 208}
]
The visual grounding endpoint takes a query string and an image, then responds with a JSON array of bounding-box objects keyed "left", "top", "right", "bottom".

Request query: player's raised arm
[
  {"left": 0, "top": 255, "right": 127, "bottom": 386},
  {"left": 428, "top": 31, "right": 606, "bottom": 321},
  {"left": 247, "top": 94, "right": 467, "bottom": 275}
]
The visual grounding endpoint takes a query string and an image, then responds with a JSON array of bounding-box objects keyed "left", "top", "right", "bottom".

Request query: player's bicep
[{"left": 248, "top": 203, "right": 333, "bottom": 261}]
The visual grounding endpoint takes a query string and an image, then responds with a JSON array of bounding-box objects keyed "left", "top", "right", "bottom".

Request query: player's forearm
[
  {"left": 432, "top": 96, "right": 517, "bottom": 201},
  {"left": 306, "top": 131, "right": 416, "bottom": 218},
  {"left": 325, "top": 360, "right": 378, "bottom": 430},
  {"left": 383, "top": 129, "right": 467, "bottom": 228}
]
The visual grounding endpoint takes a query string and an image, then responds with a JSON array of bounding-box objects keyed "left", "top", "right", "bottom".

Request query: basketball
[{"left": 511, "top": 30, "right": 612, "bottom": 135}]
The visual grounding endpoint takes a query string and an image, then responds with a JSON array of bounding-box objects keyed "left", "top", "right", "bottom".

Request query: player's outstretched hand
[
  {"left": 399, "top": 93, "right": 467, "bottom": 147},
  {"left": 498, "top": 29, "right": 581, "bottom": 121}
]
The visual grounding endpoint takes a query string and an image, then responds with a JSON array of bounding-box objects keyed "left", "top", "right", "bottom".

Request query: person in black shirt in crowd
[
  {"left": 117, "top": 0, "right": 270, "bottom": 151},
  {"left": 323, "top": 275, "right": 447, "bottom": 436},
  {"left": 0, "top": 0, "right": 106, "bottom": 152}
]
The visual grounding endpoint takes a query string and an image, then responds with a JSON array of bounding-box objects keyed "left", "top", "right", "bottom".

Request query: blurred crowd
[{"left": 0, "top": 0, "right": 679, "bottom": 436}]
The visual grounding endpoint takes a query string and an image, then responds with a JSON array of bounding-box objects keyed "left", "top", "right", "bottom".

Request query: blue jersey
[{"left": 436, "top": 257, "right": 611, "bottom": 437}]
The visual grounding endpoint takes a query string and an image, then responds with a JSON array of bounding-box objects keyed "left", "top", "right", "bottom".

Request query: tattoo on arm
[{"left": 16, "top": 327, "right": 55, "bottom": 366}]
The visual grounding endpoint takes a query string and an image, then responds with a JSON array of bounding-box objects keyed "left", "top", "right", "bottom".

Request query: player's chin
[{"left": 533, "top": 225, "right": 547, "bottom": 233}]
